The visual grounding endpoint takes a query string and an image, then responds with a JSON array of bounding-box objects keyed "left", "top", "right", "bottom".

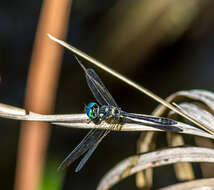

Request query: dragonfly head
[{"left": 86, "top": 102, "right": 99, "bottom": 120}]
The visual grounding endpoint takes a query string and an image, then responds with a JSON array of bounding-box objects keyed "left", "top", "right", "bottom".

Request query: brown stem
[{"left": 14, "top": 0, "right": 71, "bottom": 190}]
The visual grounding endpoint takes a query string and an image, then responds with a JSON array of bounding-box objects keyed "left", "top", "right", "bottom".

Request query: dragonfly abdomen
[{"left": 122, "top": 112, "right": 177, "bottom": 125}]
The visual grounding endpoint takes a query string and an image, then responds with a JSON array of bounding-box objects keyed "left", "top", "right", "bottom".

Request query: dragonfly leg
[{"left": 86, "top": 118, "right": 91, "bottom": 124}]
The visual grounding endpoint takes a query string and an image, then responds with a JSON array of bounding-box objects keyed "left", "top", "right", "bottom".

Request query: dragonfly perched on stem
[{"left": 58, "top": 56, "right": 178, "bottom": 172}]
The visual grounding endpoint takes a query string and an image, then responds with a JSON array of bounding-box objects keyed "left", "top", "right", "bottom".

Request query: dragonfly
[{"left": 58, "top": 55, "right": 178, "bottom": 172}]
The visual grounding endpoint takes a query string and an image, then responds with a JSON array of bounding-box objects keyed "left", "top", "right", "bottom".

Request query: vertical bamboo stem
[{"left": 14, "top": 1, "right": 71, "bottom": 190}]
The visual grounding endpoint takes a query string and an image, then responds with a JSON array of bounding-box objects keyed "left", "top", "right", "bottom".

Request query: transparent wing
[
  {"left": 58, "top": 128, "right": 106, "bottom": 170},
  {"left": 75, "top": 119, "right": 120, "bottom": 172},
  {"left": 58, "top": 119, "right": 120, "bottom": 171},
  {"left": 122, "top": 112, "right": 177, "bottom": 125},
  {"left": 75, "top": 55, "right": 118, "bottom": 107}
]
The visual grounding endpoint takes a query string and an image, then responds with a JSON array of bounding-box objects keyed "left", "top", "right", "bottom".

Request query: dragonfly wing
[
  {"left": 74, "top": 55, "right": 118, "bottom": 107},
  {"left": 123, "top": 112, "right": 177, "bottom": 125},
  {"left": 58, "top": 128, "right": 106, "bottom": 170},
  {"left": 85, "top": 69, "right": 119, "bottom": 107},
  {"left": 75, "top": 119, "right": 120, "bottom": 172},
  {"left": 85, "top": 72, "right": 107, "bottom": 106},
  {"left": 75, "top": 129, "right": 110, "bottom": 172}
]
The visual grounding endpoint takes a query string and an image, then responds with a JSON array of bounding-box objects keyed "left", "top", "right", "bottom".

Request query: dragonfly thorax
[{"left": 86, "top": 102, "right": 122, "bottom": 124}]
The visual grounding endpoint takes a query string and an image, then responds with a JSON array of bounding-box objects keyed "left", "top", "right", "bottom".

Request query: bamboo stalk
[{"left": 14, "top": 1, "right": 71, "bottom": 190}]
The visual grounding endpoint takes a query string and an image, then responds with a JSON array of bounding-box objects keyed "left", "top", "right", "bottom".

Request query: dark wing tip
[
  {"left": 57, "top": 158, "right": 82, "bottom": 173},
  {"left": 75, "top": 166, "right": 81, "bottom": 173},
  {"left": 57, "top": 162, "right": 66, "bottom": 171},
  {"left": 57, "top": 156, "right": 74, "bottom": 171}
]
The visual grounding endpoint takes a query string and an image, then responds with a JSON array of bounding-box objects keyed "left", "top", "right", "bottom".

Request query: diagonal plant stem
[{"left": 47, "top": 34, "right": 214, "bottom": 135}]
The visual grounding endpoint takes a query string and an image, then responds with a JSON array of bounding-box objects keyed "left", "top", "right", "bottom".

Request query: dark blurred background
[{"left": 1, "top": 0, "right": 214, "bottom": 189}]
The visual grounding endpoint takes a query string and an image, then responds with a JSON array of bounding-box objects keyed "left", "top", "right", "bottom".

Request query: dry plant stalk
[
  {"left": 136, "top": 132, "right": 157, "bottom": 189},
  {"left": 0, "top": 101, "right": 213, "bottom": 139},
  {"left": 97, "top": 147, "right": 214, "bottom": 190},
  {"left": 14, "top": 1, "right": 71, "bottom": 190},
  {"left": 167, "top": 133, "right": 195, "bottom": 181}
]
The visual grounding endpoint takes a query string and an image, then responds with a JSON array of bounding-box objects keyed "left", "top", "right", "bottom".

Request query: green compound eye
[
  {"left": 88, "top": 109, "right": 94, "bottom": 119},
  {"left": 86, "top": 102, "right": 98, "bottom": 119}
]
